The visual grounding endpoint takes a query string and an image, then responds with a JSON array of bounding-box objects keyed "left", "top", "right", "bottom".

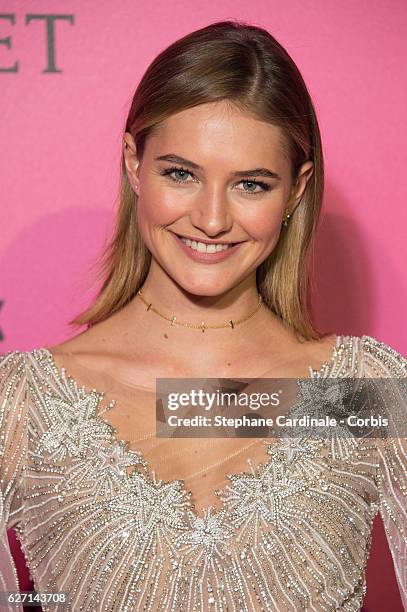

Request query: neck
[
  {"left": 91, "top": 262, "right": 304, "bottom": 378},
  {"left": 113, "top": 261, "right": 291, "bottom": 363},
  {"left": 137, "top": 262, "right": 261, "bottom": 327}
]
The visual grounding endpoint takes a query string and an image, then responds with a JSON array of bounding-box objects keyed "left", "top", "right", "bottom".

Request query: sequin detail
[{"left": 0, "top": 334, "right": 405, "bottom": 611}]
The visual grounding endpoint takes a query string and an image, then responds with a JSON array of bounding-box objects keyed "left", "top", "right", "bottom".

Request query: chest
[{"left": 24, "top": 385, "right": 381, "bottom": 611}]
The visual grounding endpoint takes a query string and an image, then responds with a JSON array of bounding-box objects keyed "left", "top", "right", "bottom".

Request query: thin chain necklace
[
  {"left": 182, "top": 438, "right": 268, "bottom": 479},
  {"left": 137, "top": 289, "right": 263, "bottom": 332}
]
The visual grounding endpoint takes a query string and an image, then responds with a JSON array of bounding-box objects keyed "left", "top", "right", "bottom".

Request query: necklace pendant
[
  {"left": 201, "top": 321, "right": 206, "bottom": 333},
  {"left": 229, "top": 320, "right": 234, "bottom": 329},
  {"left": 171, "top": 316, "right": 177, "bottom": 325}
]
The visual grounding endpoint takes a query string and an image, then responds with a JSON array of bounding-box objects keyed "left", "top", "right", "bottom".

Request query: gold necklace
[{"left": 137, "top": 289, "right": 263, "bottom": 332}]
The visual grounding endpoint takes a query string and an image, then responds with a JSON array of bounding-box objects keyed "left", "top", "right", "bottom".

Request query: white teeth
[{"left": 180, "top": 237, "right": 231, "bottom": 253}]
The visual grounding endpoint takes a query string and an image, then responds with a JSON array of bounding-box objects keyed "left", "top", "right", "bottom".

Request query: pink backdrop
[{"left": 1, "top": 1, "right": 406, "bottom": 609}]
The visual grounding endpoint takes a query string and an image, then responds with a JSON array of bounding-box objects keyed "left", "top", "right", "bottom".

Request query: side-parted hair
[{"left": 69, "top": 19, "right": 328, "bottom": 341}]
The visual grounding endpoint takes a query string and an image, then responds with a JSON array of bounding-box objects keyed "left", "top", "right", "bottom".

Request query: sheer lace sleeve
[
  {"left": 0, "top": 351, "right": 28, "bottom": 611},
  {"left": 362, "top": 335, "right": 407, "bottom": 610}
]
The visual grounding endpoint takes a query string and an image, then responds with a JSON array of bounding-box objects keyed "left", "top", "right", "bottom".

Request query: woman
[{"left": 0, "top": 20, "right": 406, "bottom": 611}]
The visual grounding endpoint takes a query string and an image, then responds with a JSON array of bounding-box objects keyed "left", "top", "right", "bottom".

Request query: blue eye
[
  {"left": 160, "top": 166, "right": 193, "bottom": 183},
  {"left": 239, "top": 180, "right": 271, "bottom": 194},
  {"left": 159, "top": 165, "right": 272, "bottom": 195}
]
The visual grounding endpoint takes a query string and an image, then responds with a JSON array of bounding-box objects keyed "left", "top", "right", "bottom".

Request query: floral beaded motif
[{"left": 0, "top": 334, "right": 406, "bottom": 611}]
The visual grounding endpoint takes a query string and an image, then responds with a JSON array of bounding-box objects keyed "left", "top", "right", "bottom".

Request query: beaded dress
[{"left": 0, "top": 334, "right": 406, "bottom": 611}]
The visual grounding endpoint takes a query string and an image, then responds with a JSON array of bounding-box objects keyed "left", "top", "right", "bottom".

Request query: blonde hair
[{"left": 69, "top": 19, "right": 329, "bottom": 341}]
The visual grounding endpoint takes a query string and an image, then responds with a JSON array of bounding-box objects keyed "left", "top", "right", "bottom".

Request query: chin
[{"left": 174, "top": 278, "right": 233, "bottom": 298}]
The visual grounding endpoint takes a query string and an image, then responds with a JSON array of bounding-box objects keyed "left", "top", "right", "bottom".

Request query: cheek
[
  {"left": 137, "top": 183, "right": 178, "bottom": 228},
  {"left": 238, "top": 206, "right": 283, "bottom": 242}
]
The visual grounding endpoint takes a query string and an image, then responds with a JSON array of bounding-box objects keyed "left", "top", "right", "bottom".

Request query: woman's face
[{"left": 124, "top": 101, "right": 313, "bottom": 296}]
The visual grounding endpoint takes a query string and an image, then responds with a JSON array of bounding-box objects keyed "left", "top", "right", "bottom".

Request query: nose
[{"left": 189, "top": 184, "right": 233, "bottom": 237}]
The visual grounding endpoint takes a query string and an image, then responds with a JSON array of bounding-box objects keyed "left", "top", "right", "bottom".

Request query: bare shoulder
[
  {"left": 47, "top": 329, "right": 103, "bottom": 359},
  {"left": 284, "top": 331, "right": 339, "bottom": 374},
  {"left": 45, "top": 319, "right": 164, "bottom": 390},
  {"left": 304, "top": 332, "right": 339, "bottom": 363},
  {"left": 46, "top": 321, "right": 120, "bottom": 372},
  {"left": 47, "top": 302, "right": 134, "bottom": 356}
]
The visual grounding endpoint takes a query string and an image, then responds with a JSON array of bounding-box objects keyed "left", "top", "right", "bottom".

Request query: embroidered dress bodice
[{"left": 0, "top": 334, "right": 406, "bottom": 611}]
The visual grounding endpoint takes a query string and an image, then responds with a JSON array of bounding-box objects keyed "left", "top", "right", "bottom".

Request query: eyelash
[{"left": 159, "top": 166, "right": 272, "bottom": 195}]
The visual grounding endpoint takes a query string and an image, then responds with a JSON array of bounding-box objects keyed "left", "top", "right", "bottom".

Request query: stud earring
[{"left": 282, "top": 210, "right": 291, "bottom": 227}]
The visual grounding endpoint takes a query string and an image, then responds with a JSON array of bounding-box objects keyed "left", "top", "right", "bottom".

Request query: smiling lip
[
  {"left": 170, "top": 231, "right": 244, "bottom": 263},
  {"left": 172, "top": 232, "right": 239, "bottom": 245}
]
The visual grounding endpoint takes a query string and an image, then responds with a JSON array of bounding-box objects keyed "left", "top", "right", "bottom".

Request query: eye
[
  {"left": 159, "top": 166, "right": 272, "bottom": 195},
  {"left": 237, "top": 180, "right": 272, "bottom": 195},
  {"left": 159, "top": 166, "right": 195, "bottom": 183}
]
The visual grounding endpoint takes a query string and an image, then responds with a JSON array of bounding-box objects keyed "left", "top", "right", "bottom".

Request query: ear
[
  {"left": 286, "top": 160, "right": 314, "bottom": 213},
  {"left": 123, "top": 131, "right": 140, "bottom": 194}
]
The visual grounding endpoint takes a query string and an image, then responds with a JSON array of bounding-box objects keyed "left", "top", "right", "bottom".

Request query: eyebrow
[{"left": 154, "top": 153, "right": 282, "bottom": 181}]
